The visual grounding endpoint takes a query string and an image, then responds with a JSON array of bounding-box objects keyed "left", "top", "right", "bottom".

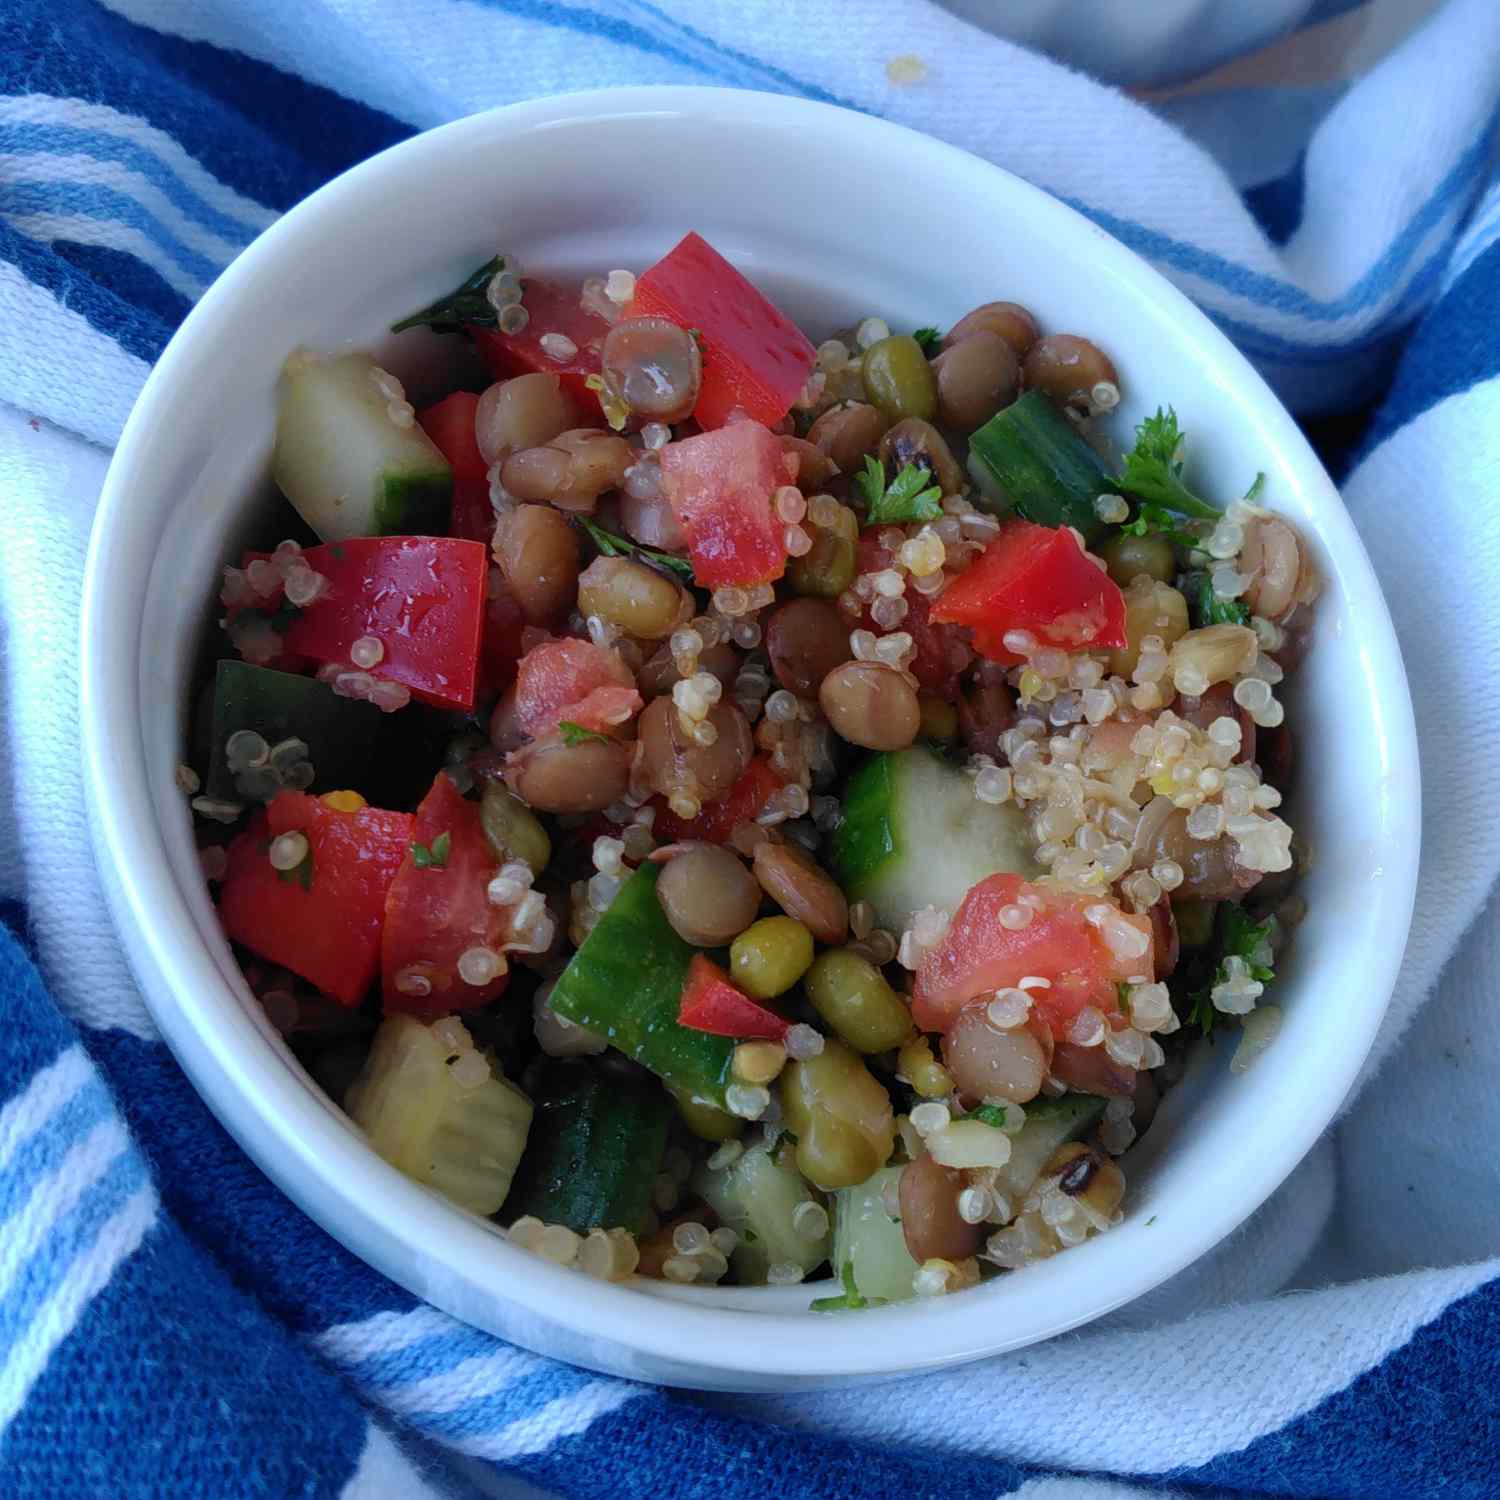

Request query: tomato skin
[
  {"left": 659, "top": 421, "right": 793, "bottom": 588},
  {"left": 912, "top": 874, "right": 1154, "bottom": 1038},
  {"left": 856, "top": 533, "right": 971, "bottom": 693},
  {"left": 381, "top": 773, "right": 512, "bottom": 1014},
  {"left": 419, "top": 391, "right": 491, "bottom": 543},
  {"left": 513, "top": 637, "right": 641, "bottom": 741},
  {"left": 629, "top": 232, "right": 815, "bottom": 430},
  {"left": 931, "top": 520, "right": 1127, "bottom": 663},
  {"left": 471, "top": 278, "right": 608, "bottom": 411},
  {"left": 264, "top": 537, "right": 488, "bottom": 713},
  {"left": 678, "top": 954, "right": 789, "bottom": 1040},
  {"left": 652, "top": 756, "right": 784, "bottom": 845},
  {"left": 218, "top": 792, "right": 413, "bottom": 1005}
]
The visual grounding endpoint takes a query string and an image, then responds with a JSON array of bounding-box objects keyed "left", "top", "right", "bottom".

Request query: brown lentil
[
  {"left": 765, "top": 598, "right": 852, "bottom": 698},
  {"left": 655, "top": 843, "right": 763, "bottom": 947},
  {"left": 819, "top": 661, "right": 920, "bottom": 751},
  {"left": 752, "top": 839, "right": 849, "bottom": 945}
]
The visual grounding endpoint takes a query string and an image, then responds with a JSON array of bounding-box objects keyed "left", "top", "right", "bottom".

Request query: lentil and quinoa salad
[{"left": 186, "top": 232, "right": 1318, "bottom": 1305}]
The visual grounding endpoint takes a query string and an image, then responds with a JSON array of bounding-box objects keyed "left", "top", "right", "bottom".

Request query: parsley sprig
[
  {"left": 970, "top": 1104, "right": 1010, "bottom": 1129},
  {"left": 1117, "top": 502, "right": 1201, "bottom": 549},
  {"left": 410, "top": 830, "right": 452, "bottom": 870},
  {"left": 576, "top": 516, "right": 695, "bottom": 581},
  {"left": 855, "top": 456, "right": 943, "bottom": 524},
  {"left": 1189, "top": 571, "right": 1251, "bottom": 628},
  {"left": 391, "top": 255, "right": 508, "bottom": 335},
  {"left": 1186, "top": 904, "right": 1276, "bottom": 1035},
  {"left": 1119, "top": 409, "right": 1227, "bottom": 521},
  {"left": 558, "top": 720, "right": 608, "bottom": 747},
  {"left": 911, "top": 326, "right": 943, "bottom": 356}
]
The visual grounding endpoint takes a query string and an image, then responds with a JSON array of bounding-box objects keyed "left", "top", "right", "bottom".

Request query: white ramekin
[{"left": 80, "top": 86, "right": 1418, "bottom": 1390}]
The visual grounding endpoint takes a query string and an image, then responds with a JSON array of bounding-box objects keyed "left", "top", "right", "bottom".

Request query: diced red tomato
[
  {"left": 659, "top": 421, "right": 793, "bottom": 588},
  {"left": 652, "top": 756, "right": 784, "bottom": 845},
  {"left": 856, "top": 533, "right": 972, "bottom": 694},
  {"left": 513, "top": 637, "right": 641, "bottom": 740},
  {"left": 218, "top": 792, "right": 413, "bottom": 1006},
  {"left": 930, "top": 520, "right": 1127, "bottom": 664},
  {"left": 471, "top": 278, "right": 609, "bottom": 411},
  {"left": 419, "top": 391, "right": 490, "bottom": 543},
  {"left": 912, "top": 874, "right": 1154, "bottom": 1039},
  {"left": 678, "top": 954, "right": 789, "bottom": 1041},
  {"left": 272, "top": 537, "right": 488, "bottom": 713},
  {"left": 629, "top": 232, "right": 815, "bottom": 430},
  {"left": 381, "top": 773, "right": 512, "bottom": 1014}
]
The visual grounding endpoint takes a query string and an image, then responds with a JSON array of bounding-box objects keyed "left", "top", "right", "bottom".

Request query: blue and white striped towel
[{"left": 3, "top": 2, "right": 1499, "bottom": 1496}]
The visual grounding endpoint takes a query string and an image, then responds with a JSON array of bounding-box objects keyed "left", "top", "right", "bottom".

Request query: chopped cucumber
[
  {"left": 504, "top": 1060, "right": 671, "bottom": 1234},
  {"left": 832, "top": 747, "right": 1038, "bottom": 935},
  {"left": 345, "top": 1014, "right": 532, "bottom": 1217},
  {"left": 549, "top": 865, "right": 735, "bottom": 1110},
  {"left": 206, "top": 660, "right": 385, "bottom": 800},
  {"left": 273, "top": 351, "right": 452, "bottom": 542},
  {"left": 693, "top": 1143, "right": 830, "bottom": 1284},
  {"left": 995, "top": 1093, "right": 1106, "bottom": 1202},
  {"left": 830, "top": 1165, "right": 918, "bottom": 1305},
  {"left": 968, "top": 390, "right": 1115, "bottom": 542}
]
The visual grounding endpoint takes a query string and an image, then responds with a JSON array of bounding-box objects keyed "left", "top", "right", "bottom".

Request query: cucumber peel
[
  {"left": 549, "top": 864, "right": 736, "bottom": 1109},
  {"left": 832, "top": 747, "right": 1038, "bottom": 936},
  {"left": 504, "top": 1060, "right": 671, "bottom": 1234},
  {"left": 968, "top": 390, "right": 1115, "bottom": 542}
]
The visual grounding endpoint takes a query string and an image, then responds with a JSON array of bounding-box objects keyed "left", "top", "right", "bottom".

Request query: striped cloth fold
[{"left": 3, "top": 3, "right": 1500, "bottom": 1497}]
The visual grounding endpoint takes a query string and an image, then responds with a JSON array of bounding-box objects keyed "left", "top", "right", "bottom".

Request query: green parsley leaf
[
  {"left": 1145, "top": 1214, "right": 1158, "bottom": 1227},
  {"left": 1118, "top": 407, "right": 1223, "bottom": 521},
  {"left": 855, "top": 456, "right": 943, "bottom": 524},
  {"left": 911, "top": 326, "right": 943, "bottom": 356},
  {"left": 391, "top": 255, "right": 508, "bottom": 335},
  {"left": 558, "top": 720, "right": 609, "bottom": 747},
  {"left": 576, "top": 516, "right": 695, "bottom": 581},
  {"left": 1118, "top": 501, "right": 1201, "bottom": 549},
  {"left": 1189, "top": 570, "right": 1252, "bottom": 628},
  {"left": 1185, "top": 903, "right": 1276, "bottom": 1035},
  {"left": 971, "top": 1104, "right": 1009, "bottom": 1129},
  {"left": 410, "top": 831, "right": 451, "bottom": 870}
]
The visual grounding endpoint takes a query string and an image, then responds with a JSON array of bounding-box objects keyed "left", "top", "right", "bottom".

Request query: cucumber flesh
[
  {"left": 273, "top": 351, "right": 452, "bottom": 542},
  {"left": 693, "top": 1143, "right": 830, "bottom": 1283},
  {"left": 831, "top": 1165, "right": 919, "bottom": 1305},
  {"left": 503, "top": 1060, "right": 671, "bottom": 1234},
  {"left": 968, "top": 390, "right": 1114, "bottom": 542},
  {"left": 549, "top": 865, "right": 735, "bottom": 1109},
  {"left": 345, "top": 1014, "right": 533, "bottom": 1217},
  {"left": 832, "top": 747, "right": 1038, "bottom": 936},
  {"left": 995, "top": 1093, "right": 1106, "bottom": 1202}
]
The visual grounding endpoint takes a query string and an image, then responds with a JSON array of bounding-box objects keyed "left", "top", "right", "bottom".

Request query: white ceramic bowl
[{"left": 80, "top": 86, "right": 1419, "bottom": 1390}]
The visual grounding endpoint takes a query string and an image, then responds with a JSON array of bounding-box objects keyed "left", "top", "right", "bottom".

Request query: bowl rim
[{"left": 79, "top": 83, "right": 1420, "bottom": 1382}]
